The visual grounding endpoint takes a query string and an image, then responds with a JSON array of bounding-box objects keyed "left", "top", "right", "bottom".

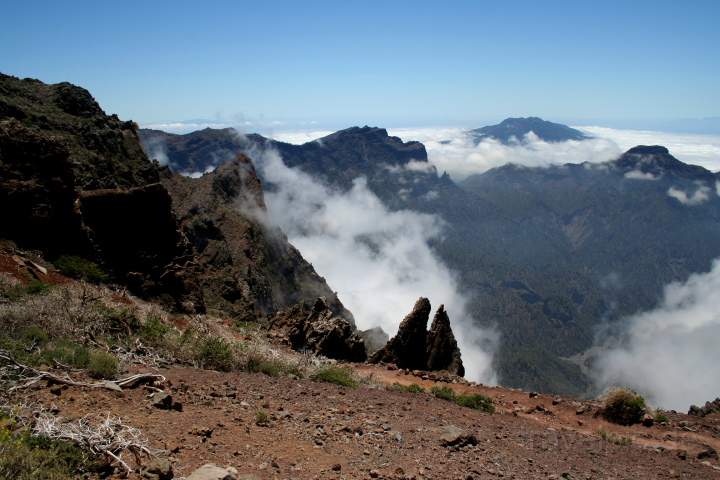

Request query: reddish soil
[{"left": 18, "top": 363, "right": 720, "bottom": 480}]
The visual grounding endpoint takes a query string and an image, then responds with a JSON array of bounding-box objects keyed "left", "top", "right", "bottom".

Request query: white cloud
[
  {"left": 595, "top": 259, "right": 720, "bottom": 410},
  {"left": 239, "top": 138, "right": 498, "bottom": 383},
  {"left": 624, "top": 170, "right": 660, "bottom": 181},
  {"left": 667, "top": 184, "right": 712, "bottom": 206},
  {"left": 388, "top": 127, "right": 622, "bottom": 180},
  {"left": 578, "top": 126, "right": 720, "bottom": 172}
]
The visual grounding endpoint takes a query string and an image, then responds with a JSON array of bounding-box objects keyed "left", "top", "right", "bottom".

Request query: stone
[
  {"left": 642, "top": 413, "right": 654, "bottom": 427},
  {"left": 186, "top": 464, "right": 238, "bottom": 480},
  {"left": 438, "top": 425, "right": 478, "bottom": 448},
  {"left": 697, "top": 446, "right": 718, "bottom": 461},
  {"left": 140, "top": 458, "right": 173, "bottom": 480}
]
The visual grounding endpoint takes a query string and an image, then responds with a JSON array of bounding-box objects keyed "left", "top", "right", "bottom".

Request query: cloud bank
[
  {"left": 270, "top": 125, "right": 720, "bottom": 181},
  {"left": 595, "top": 259, "right": 720, "bottom": 410},
  {"left": 240, "top": 140, "right": 498, "bottom": 383}
]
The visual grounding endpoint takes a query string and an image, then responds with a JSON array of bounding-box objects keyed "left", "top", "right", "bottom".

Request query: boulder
[
  {"left": 269, "top": 298, "right": 367, "bottom": 362},
  {"left": 425, "top": 305, "right": 464, "bottom": 376},
  {"left": 369, "top": 297, "right": 431, "bottom": 370},
  {"left": 186, "top": 464, "right": 238, "bottom": 480}
]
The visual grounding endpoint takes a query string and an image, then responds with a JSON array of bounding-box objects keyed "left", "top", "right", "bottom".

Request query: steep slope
[
  {"left": 468, "top": 116, "right": 590, "bottom": 144},
  {"left": 0, "top": 74, "right": 353, "bottom": 325},
  {"left": 0, "top": 73, "right": 202, "bottom": 311},
  {"left": 141, "top": 125, "right": 720, "bottom": 396},
  {"left": 162, "top": 155, "right": 352, "bottom": 321}
]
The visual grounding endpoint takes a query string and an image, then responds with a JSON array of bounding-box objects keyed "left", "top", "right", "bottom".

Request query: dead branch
[{"left": 0, "top": 348, "right": 165, "bottom": 392}]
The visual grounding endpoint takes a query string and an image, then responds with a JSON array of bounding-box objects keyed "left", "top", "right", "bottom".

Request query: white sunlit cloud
[
  {"left": 237, "top": 138, "right": 498, "bottom": 384},
  {"left": 595, "top": 259, "right": 720, "bottom": 410}
]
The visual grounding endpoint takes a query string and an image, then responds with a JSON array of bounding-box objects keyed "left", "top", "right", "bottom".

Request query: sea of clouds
[
  {"left": 269, "top": 125, "right": 720, "bottom": 180},
  {"left": 238, "top": 140, "right": 498, "bottom": 384}
]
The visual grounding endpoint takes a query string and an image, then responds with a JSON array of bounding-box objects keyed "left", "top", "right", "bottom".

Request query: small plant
[
  {"left": 139, "top": 314, "right": 170, "bottom": 344},
  {"left": 41, "top": 339, "right": 90, "bottom": 369},
  {"left": 602, "top": 388, "right": 647, "bottom": 426},
  {"left": 24, "top": 280, "right": 50, "bottom": 295},
  {"left": 53, "top": 256, "right": 108, "bottom": 284},
  {"left": 245, "top": 354, "right": 302, "bottom": 378},
  {"left": 597, "top": 428, "right": 632, "bottom": 446},
  {"left": 310, "top": 365, "right": 358, "bottom": 388},
  {"left": 455, "top": 393, "right": 495, "bottom": 413},
  {"left": 196, "top": 336, "right": 236, "bottom": 372},
  {"left": 431, "top": 385, "right": 456, "bottom": 401},
  {"left": 654, "top": 410, "right": 669, "bottom": 424},
  {"left": 87, "top": 350, "right": 118, "bottom": 379},
  {"left": 255, "top": 410, "right": 269, "bottom": 427},
  {"left": 0, "top": 418, "right": 97, "bottom": 479},
  {"left": 390, "top": 382, "right": 425, "bottom": 393}
]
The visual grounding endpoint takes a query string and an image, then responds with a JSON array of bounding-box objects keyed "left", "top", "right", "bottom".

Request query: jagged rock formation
[
  {"left": 426, "top": 306, "right": 465, "bottom": 376},
  {"left": 370, "top": 298, "right": 464, "bottom": 375},
  {"left": 688, "top": 398, "right": 720, "bottom": 417},
  {"left": 162, "top": 156, "right": 353, "bottom": 321},
  {"left": 269, "top": 298, "right": 366, "bottom": 362},
  {"left": 370, "top": 298, "right": 432, "bottom": 370}
]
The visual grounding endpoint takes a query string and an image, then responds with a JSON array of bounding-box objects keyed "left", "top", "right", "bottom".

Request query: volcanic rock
[
  {"left": 269, "top": 298, "right": 366, "bottom": 362},
  {"left": 369, "top": 297, "right": 431, "bottom": 370},
  {"left": 370, "top": 298, "right": 465, "bottom": 375},
  {"left": 425, "top": 305, "right": 464, "bottom": 376}
]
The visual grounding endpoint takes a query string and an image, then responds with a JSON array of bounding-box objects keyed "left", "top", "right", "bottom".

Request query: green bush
[
  {"left": 390, "top": 382, "right": 425, "bottom": 393},
  {"left": 597, "top": 428, "right": 632, "bottom": 446},
  {"left": 255, "top": 410, "right": 269, "bottom": 426},
  {"left": 431, "top": 385, "right": 456, "bottom": 401},
  {"left": 41, "top": 339, "right": 90, "bottom": 369},
  {"left": 654, "top": 410, "right": 669, "bottom": 424},
  {"left": 53, "top": 256, "right": 108, "bottom": 283},
  {"left": 602, "top": 389, "right": 647, "bottom": 426},
  {"left": 0, "top": 419, "right": 98, "bottom": 479},
  {"left": 0, "top": 280, "right": 50, "bottom": 301},
  {"left": 139, "top": 314, "right": 170, "bottom": 344},
  {"left": 87, "top": 350, "right": 118, "bottom": 379},
  {"left": 455, "top": 393, "right": 495, "bottom": 413},
  {"left": 310, "top": 365, "right": 358, "bottom": 388},
  {"left": 196, "top": 336, "right": 236, "bottom": 372},
  {"left": 245, "top": 354, "right": 302, "bottom": 378}
]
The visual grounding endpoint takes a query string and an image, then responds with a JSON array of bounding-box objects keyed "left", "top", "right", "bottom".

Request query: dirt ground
[{"left": 15, "top": 361, "right": 720, "bottom": 480}]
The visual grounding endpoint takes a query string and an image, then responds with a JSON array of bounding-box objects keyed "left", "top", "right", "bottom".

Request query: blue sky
[{"left": 1, "top": 0, "right": 718, "bottom": 130}]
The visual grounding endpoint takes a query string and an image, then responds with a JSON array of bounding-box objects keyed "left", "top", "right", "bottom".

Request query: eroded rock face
[
  {"left": 369, "top": 298, "right": 431, "bottom": 370},
  {"left": 370, "top": 298, "right": 464, "bottom": 375},
  {"left": 269, "top": 298, "right": 367, "bottom": 362},
  {"left": 0, "top": 73, "right": 200, "bottom": 311},
  {"left": 163, "top": 157, "right": 353, "bottom": 321},
  {"left": 426, "top": 305, "right": 465, "bottom": 376}
]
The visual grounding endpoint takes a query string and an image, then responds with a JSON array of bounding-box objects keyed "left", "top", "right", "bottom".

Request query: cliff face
[
  {"left": 0, "top": 73, "right": 202, "bottom": 311},
  {"left": 162, "top": 156, "right": 353, "bottom": 321},
  {"left": 0, "top": 74, "right": 352, "bottom": 322}
]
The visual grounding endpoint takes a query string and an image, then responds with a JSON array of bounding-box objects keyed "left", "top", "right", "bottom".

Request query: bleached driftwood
[{"left": 0, "top": 349, "right": 165, "bottom": 392}]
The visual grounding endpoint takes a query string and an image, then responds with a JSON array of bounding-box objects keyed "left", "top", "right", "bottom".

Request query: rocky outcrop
[
  {"left": 269, "top": 298, "right": 366, "bottom": 362},
  {"left": 426, "top": 305, "right": 465, "bottom": 376},
  {"left": 163, "top": 157, "right": 353, "bottom": 321},
  {"left": 370, "top": 298, "right": 464, "bottom": 375},
  {"left": 370, "top": 298, "right": 431, "bottom": 370},
  {"left": 0, "top": 73, "right": 200, "bottom": 311},
  {"left": 689, "top": 398, "right": 720, "bottom": 417}
]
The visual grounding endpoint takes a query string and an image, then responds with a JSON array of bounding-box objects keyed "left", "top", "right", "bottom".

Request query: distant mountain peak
[
  {"left": 468, "top": 117, "right": 590, "bottom": 145},
  {"left": 625, "top": 145, "right": 670, "bottom": 156}
]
